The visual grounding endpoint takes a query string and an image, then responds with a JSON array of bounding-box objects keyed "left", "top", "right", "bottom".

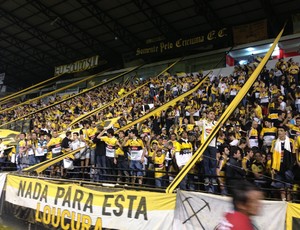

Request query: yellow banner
[
  {"left": 6, "top": 174, "right": 176, "bottom": 230},
  {"left": 69, "top": 80, "right": 150, "bottom": 127},
  {"left": 286, "top": 203, "right": 300, "bottom": 230},
  {"left": 166, "top": 25, "right": 286, "bottom": 193}
]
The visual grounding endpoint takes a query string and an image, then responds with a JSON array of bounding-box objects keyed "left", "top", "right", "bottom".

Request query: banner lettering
[
  {"left": 6, "top": 175, "right": 176, "bottom": 230},
  {"left": 54, "top": 55, "right": 100, "bottom": 76},
  {"left": 136, "top": 28, "right": 228, "bottom": 56}
]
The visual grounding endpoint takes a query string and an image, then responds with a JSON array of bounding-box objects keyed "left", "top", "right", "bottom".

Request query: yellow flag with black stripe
[
  {"left": 165, "top": 25, "right": 286, "bottom": 193},
  {"left": 286, "top": 203, "right": 300, "bottom": 230}
]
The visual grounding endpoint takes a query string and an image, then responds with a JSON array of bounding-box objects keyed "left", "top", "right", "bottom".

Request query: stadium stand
[{"left": 1, "top": 54, "right": 300, "bottom": 202}]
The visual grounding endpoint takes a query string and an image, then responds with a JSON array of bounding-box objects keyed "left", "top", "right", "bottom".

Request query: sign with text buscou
[
  {"left": 54, "top": 55, "right": 100, "bottom": 76},
  {"left": 5, "top": 175, "right": 176, "bottom": 230}
]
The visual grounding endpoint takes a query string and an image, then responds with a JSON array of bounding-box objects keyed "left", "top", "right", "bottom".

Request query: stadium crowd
[{"left": 1, "top": 57, "right": 300, "bottom": 201}]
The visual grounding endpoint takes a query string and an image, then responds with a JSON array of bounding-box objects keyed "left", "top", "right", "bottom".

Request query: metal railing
[{"left": 3, "top": 163, "right": 298, "bottom": 202}]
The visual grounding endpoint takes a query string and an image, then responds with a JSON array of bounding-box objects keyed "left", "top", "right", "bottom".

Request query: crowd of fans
[{"left": 1, "top": 57, "right": 300, "bottom": 201}]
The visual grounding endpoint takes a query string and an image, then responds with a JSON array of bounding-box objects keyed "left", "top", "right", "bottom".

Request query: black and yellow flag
[{"left": 287, "top": 203, "right": 300, "bottom": 230}]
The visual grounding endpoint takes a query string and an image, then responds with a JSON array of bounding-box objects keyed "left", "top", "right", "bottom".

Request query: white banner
[
  {"left": 54, "top": 55, "right": 99, "bottom": 76},
  {"left": 5, "top": 175, "right": 176, "bottom": 230},
  {"left": 173, "top": 190, "right": 287, "bottom": 230}
]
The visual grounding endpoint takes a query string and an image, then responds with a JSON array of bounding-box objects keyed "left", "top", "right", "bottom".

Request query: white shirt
[
  {"left": 196, "top": 119, "right": 217, "bottom": 147},
  {"left": 70, "top": 139, "right": 81, "bottom": 150},
  {"left": 70, "top": 139, "right": 86, "bottom": 158},
  {"left": 280, "top": 85, "right": 285, "bottom": 95},
  {"left": 229, "top": 139, "right": 239, "bottom": 146},
  {"left": 274, "top": 69, "right": 283, "bottom": 77},
  {"left": 172, "top": 86, "right": 179, "bottom": 92},
  {"left": 280, "top": 101, "right": 286, "bottom": 111},
  {"left": 218, "top": 83, "right": 227, "bottom": 94}
]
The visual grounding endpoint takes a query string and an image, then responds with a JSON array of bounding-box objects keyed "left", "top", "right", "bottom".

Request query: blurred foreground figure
[{"left": 216, "top": 181, "right": 263, "bottom": 230}]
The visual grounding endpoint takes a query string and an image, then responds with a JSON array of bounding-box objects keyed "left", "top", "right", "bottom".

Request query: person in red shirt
[{"left": 216, "top": 181, "right": 263, "bottom": 230}]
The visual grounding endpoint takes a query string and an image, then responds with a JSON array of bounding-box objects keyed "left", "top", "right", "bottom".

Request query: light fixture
[
  {"left": 239, "top": 60, "right": 247, "bottom": 65},
  {"left": 246, "top": 47, "right": 255, "bottom": 52}
]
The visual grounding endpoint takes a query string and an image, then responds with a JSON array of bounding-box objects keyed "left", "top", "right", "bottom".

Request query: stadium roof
[{"left": 1, "top": 0, "right": 300, "bottom": 88}]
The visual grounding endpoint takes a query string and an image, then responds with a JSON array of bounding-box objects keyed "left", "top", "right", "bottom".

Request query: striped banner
[{"left": 68, "top": 80, "right": 151, "bottom": 127}]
